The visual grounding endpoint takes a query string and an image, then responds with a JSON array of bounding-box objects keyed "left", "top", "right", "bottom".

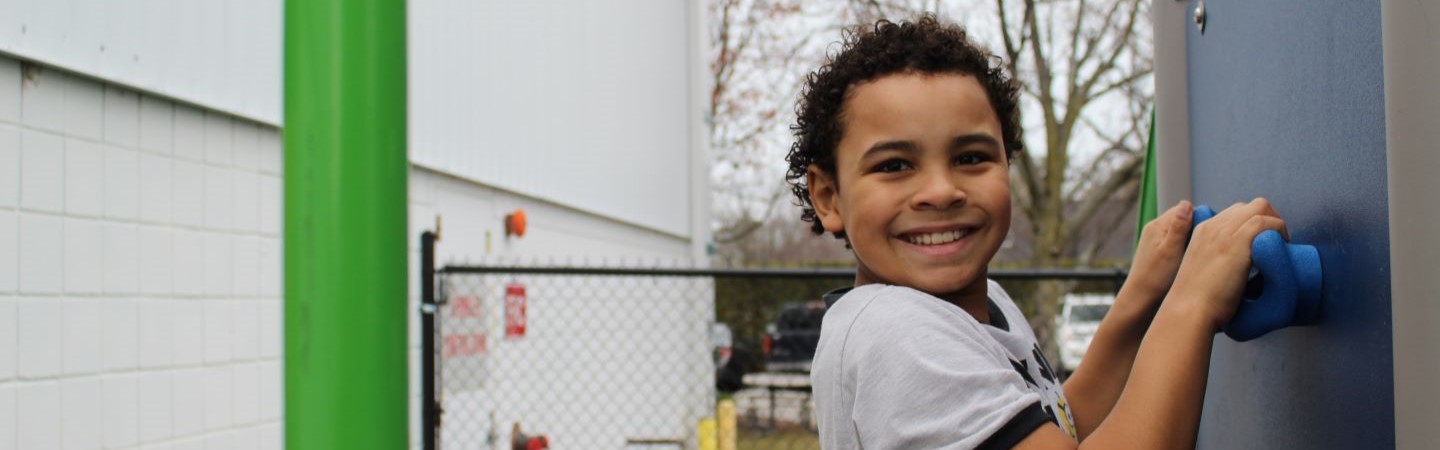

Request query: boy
[{"left": 787, "top": 15, "right": 1287, "bottom": 449}]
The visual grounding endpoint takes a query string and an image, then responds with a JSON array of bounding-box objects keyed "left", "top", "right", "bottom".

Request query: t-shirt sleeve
[{"left": 844, "top": 290, "right": 1045, "bottom": 450}]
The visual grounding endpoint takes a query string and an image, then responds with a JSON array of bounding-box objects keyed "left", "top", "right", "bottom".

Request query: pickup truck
[{"left": 761, "top": 299, "right": 828, "bottom": 373}]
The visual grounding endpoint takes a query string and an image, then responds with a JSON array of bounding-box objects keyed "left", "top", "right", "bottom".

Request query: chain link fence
[{"left": 419, "top": 232, "right": 1128, "bottom": 450}]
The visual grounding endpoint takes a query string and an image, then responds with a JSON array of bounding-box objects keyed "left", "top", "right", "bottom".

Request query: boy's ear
[{"left": 806, "top": 165, "right": 846, "bottom": 234}]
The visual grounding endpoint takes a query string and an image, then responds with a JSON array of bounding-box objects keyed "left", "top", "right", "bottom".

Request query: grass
[{"left": 736, "top": 426, "right": 820, "bottom": 450}]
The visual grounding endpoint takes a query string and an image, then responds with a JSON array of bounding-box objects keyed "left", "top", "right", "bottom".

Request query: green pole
[
  {"left": 1136, "top": 108, "right": 1159, "bottom": 244},
  {"left": 284, "top": 0, "right": 407, "bottom": 447}
]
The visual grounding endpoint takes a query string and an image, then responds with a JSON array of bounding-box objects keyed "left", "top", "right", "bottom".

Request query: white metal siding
[
  {"left": 410, "top": 0, "right": 695, "bottom": 238},
  {"left": 0, "top": 0, "right": 283, "bottom": 125}
]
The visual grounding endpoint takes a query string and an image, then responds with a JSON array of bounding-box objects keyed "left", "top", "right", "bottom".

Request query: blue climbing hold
[{"left": 1190, "top": 204, "right": 1323, "bottom": 341}]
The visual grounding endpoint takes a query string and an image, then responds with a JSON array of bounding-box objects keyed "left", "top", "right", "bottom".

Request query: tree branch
[
  {"left": 1066, "top": 153, "right": 1143, "bottom": 240},
  {"left": 1064, "top": 144, "right": 1130, "bottom": 207},
  {"left": 709, "top": 0, "right": 740, "bottom": 122},
  {"left": 996, "top": 0, "right": 1028, "bottom": 78},
  {"left": 714, "top": 185, "right": 791, "bottom": 244},
  {"left": 1014, "top": 149, "right": 1046, "bottom": 219},
  {"left": 1077, "top": 0, "right": 1143, "bottom": 106},
  {"left": 1088, "top": 67, "right": 1153, "bottom": 102},
  {"left": 1077, "top": 176, "right": 1140, "bottom": 266},
  {"left": 1070, "top": 0, "right": 1122, "bottom": 94},
  {"left": 1024, "top": 0, "right": 1056, "bottom": 128}
]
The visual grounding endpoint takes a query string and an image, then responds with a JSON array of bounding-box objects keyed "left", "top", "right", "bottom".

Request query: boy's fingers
[
  {"left": 1241, "top": 198, "right": 1289, "bottom": 240},
  {"left": 1167, "top": 200, "right": 1194, "bottom": 220},
  {"left": 1223, "top": 199, "right": 1267, "bottom": 216},
  {"left": 1165, "top": 201, "right": 1194, "bottom": 236},
  {"left": 1238, "top": 215, "right": 1288, "bottom": 242},
  {"left": 1248, "top": 197, "right": 1280, "bottom": 217}
]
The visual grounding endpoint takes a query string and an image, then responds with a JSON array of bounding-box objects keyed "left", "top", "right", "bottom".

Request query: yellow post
[
  {"left": 718, "top": 399, "right": 737, "bottom": 450},
  {"left": 698, "top": 418, "right": 718, "bottom": 450}
]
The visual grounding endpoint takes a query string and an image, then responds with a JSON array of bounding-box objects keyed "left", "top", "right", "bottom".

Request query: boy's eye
[
  {"left": 955, "top": 152, "right": 991, "bottom": 166},
  {"left": 875, "top": 159, "right": 913, "bottom": 173}
]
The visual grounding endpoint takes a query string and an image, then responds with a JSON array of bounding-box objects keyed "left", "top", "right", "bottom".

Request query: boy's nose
[{"left": 910, "top": 170, "right": 967, "bottom": 210}]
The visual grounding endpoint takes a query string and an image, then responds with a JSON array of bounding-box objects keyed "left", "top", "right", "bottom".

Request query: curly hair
[{"left": 785, "top": 14, "right": 1023, "bottom": 240}]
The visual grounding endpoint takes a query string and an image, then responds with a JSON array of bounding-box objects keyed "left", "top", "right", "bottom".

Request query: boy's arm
[
  {"left": 1017, "top": 198, "right": 1287, "bottom": 450},
  {"left": 1062, "top": 201, "right": 1192, "bottom": 439},
  {"left": 1016, "top": 300, "right": 1216, "bottom": 450},
  {"left": 1059, "top": 283, "right": 1159, "bottom": 438}
]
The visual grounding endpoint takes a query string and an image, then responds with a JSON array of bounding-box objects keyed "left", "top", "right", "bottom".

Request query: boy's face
[{"left": 808, "top": 72, "right": 1011, "bottom": 304}]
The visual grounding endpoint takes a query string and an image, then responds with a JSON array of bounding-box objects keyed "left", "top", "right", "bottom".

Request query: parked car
[
  {"left": 1056, "top": 293, "right": 1114, "bottom": 375},
  {"left": 761, "top": 299, "right": 828, "bottom": 373}
]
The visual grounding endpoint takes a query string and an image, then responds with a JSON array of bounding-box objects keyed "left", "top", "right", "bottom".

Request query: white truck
[{"left": 1057, "top": 293, "right": 1115, "bottom": 376}]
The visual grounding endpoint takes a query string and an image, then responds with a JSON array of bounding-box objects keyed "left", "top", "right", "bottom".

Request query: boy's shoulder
[
  {"left": 815, "top": 282, "right": 1025, "bottom": 397},
  {"left": 828, "top": 284, "right": 966, "bottom": 319},
  {"left": 828, "top": 280, "right": 1015, "bottom": 320},
  {"left": 823, "top": 283, "right": 999, "bottom": 346}
]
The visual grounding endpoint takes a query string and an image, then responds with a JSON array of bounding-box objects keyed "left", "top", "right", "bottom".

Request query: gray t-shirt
[{"left": 811, "top": 282, "right": 1077, "bottom": 450}]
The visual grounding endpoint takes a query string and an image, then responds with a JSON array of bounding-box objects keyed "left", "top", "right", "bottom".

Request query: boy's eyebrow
[
  {"left": 861, "top": 134, "right": 1001, "bottom": 159},
  {"left": 949, "top": 133, "right": 1001, "bottom": 150},
  {"left": 862, "top": 140, "right": 919, "bottom": 159}
]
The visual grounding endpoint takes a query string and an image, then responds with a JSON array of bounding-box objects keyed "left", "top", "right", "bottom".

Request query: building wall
[
  {"left": 0, "top": 55, "right": 285, "bottom": 450},
  {"left": 409, "top": 0, "right": 699, "bottom": 239},
  {"left": 0, "top": 0, "right": 283, "bottom": 125}
]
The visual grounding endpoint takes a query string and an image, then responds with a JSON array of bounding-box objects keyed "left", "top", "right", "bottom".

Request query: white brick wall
[
  {"left": 1, "top": 56, "right": 282, "bottom": 449},
  {"left": 1, "top": 125, "right": 20, "bottom": 209},
  {"left": 21, "top": 131, "right": 64, "bottom": 214},
  {"left": 0, "top": 214, "right": 15, "bottom": 293},
  {"left": 59, "top": 377, "right": 102, "bottom": 450},
  {"left": 0, "top": 383, "right": 15, "bottom": 450},
  {"left": 19, "top": 381, "right": 61, "bottom": 449},
  {"left": 0, "top": 297, "right": 15, "bottom": 381}
]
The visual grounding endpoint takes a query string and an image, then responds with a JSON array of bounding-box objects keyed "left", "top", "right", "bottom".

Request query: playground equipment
[{"left": 1191, "top": 205, "right": 1323, "bottom": 342}]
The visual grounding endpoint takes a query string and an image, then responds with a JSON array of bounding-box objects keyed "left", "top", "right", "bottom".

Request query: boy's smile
[{"left": 808, "top": 72, "right": 1011, "bottom": 316}]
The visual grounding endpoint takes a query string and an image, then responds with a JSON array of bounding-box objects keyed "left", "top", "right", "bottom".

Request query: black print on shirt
[
  {"left": 1032, "top": 345, "right": 1057, "bottom": 384},
  {"left": 1010, "top": 359, "right": 1038, "bottom": 388}
]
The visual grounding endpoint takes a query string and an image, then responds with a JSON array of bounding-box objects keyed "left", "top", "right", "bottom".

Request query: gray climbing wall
[{"left": 1184, "top": 0, "right": 1393, "bottom": 448}]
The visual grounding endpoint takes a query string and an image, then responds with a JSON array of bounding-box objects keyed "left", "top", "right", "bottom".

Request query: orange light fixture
[{"left": 505, "top": 209, "right": 527, "bottom": 237}]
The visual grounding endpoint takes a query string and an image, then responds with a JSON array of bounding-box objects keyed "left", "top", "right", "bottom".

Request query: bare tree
[
  {"left": 993, "top": 0, "right": 1152, "bottom": 267},
  {"left": 708, "top": 1, "right": 879, "bottom": 264},
  {"left": 993, "top": 0, "right": 1152, "bottom": 357},
  {"left": 708, "top": 0, "right": 816, "bottom": 250}
]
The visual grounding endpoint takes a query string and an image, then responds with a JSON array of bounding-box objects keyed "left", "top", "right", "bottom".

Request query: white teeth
[{"left": 906, "top": 229, "right": 969, "bottom": 246}]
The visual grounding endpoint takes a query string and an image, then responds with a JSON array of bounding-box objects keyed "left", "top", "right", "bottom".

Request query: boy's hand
[
  {"left": 1124, "top": 201, "right": 1195, "bottom": 305},
  {"left": 1168, "top": 198, "right": 1289, "bottom": 331}
]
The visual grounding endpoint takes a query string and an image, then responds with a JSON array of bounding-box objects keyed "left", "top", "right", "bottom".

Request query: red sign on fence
[
  {"left": 441, "top": 295, "right": 488, "bottom": 358},
  {"left": 505, "top": 283, "right": 526, "bottom": 338},
  {"left": 443, "top": 333, "right": 487, "bottom": 357}
]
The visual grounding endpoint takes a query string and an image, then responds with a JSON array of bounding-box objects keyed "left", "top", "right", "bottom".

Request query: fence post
[{"left": 421, "top": 231, "right": 439, "bottom": 450}]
